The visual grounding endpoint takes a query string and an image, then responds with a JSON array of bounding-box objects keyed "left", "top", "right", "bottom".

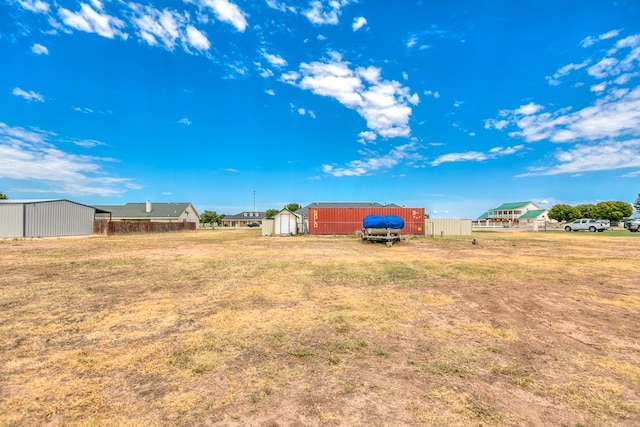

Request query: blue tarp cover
[{"left": 362, "top": 215, "right": 405, "bottom": 229}]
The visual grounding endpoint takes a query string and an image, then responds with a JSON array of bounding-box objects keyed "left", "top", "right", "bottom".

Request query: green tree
[
  {"left": 593, "top": 201, "right": 632, "bottom": 224},
  {"left": 548, "top": 204, "right": 580, "bottom": 222},
  {"left": 265, "top": 209, "right": 279, "bottom": 219},
  {"left": 200, "top": 210, "right": 221, "bottom": 226},
  {"left": 575, "top": 204, "right": 596, "bottom": 219},
  {"left": 634, "top": 193, "right": 640, "bottom": 214},
  {"left": 0, "top": 191, "right": 7, "bottom": 200},
  {"left": 284, "top": 203, "right": 301, "bottom": 212}
]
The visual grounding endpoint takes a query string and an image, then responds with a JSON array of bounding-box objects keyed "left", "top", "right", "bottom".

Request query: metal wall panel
[
  {"left": 308, "top": 207, "right": 425, "bottom": 235},
  {"left": 261, "top": 218, "right": 275, "bottom": 236},
  {"left": 425, "top": 219, "right": 473, "bottom": 236},
  {"left": 0, "top": 204, "right": 25, "bottom": 238},
  {"left": 25, "top": 200, "right": 94, "bottom": 237}
]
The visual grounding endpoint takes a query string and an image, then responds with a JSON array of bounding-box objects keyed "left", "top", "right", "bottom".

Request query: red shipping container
[{"left": 308, "top": 207, "right": 424, "bottom": 235}]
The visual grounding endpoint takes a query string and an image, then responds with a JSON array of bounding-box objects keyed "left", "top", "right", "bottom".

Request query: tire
[
  {"left": 565, "top": 226, "right": 572, "bottom": 232},
  {"left": 589, "top": 226, "right": 596, "bottom": 232},
  {"left": 598, "top": 229, "right": 604, "bottom": 232}
]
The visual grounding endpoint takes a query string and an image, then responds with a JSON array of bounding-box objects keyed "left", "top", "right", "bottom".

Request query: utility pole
[{"left": 253, "top": 189, "right": 256, "bottom": 212}]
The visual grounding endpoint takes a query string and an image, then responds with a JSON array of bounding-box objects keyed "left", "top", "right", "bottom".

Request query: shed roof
[
  {"left": 0, "top": 199, "right": 111, "bottom": 213},
  {"left": 276, "top": 208, "right": 303, "bottom": 218}
]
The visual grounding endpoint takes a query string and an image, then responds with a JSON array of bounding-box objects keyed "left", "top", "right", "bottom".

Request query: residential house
[
  {"left": 476, "top": 201, "right": 548, "bottom": 228},
  {"left": 221, "top": 211, "right": 265, "bottom": 227},
  {"left": 94, "top": 201, "right": 199, "bottom": 225}
]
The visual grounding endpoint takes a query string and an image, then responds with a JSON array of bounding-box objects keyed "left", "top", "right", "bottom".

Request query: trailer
[{"left": 361, "top": 215, "right": 405, "bottom": 247}]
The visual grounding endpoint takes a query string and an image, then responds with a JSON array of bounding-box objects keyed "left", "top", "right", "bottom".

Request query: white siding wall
[
  {"left": 178, "top": 204, "right": 199, "bottom": 225},
  {"left": 261, "top": 218, "right": 275, "bottom": 236},
  {"left": 0, "top": 204, "right": 25, "bottom": 238}
]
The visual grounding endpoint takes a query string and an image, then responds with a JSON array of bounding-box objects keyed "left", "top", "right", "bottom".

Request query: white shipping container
[{"left": 425, "top": 219, "right": 473, "bottom": 236}]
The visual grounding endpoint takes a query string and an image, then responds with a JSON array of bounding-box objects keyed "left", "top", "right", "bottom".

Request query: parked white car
[
  {"left": 623, "top": 218, "right": 640, "bottom": 232},
  {"left": 564, "top": 218, "right": 610, "bottom": 232}
]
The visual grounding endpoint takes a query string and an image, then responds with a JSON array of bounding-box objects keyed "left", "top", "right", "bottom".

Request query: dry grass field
[{"left": 1, "top": 229, "right": 639, "bottom": 426}]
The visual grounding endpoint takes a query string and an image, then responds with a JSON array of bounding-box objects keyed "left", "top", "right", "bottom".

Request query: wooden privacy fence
[{"left": 94, "top": 220, "right": 196, "bottom": 236}]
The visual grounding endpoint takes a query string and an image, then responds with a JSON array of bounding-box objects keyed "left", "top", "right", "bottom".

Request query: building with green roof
[{"left": 476, "top": 201, "right": 548, "bottom": 228}]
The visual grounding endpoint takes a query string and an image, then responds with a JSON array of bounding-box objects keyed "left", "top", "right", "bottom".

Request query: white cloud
[
  {"left": 128, "top": 5, "right": 209, "bottom": 53},
  {"left": 323, "top": 142, "right": 420, "bottom": 177},
  {"left": 31, "top": 43, "right": 48, "bottom": 55},
  {"left": 292, "top": 51, "right": 418, "bottom": 139},
  {"left": 304, "top": 0, "right": 352, "bottom": 25},
  {"left": 486, "top": 31, "right": 640, "bottom": 177},
  {"left": 406, "top": 36, "right": 417, "bottom": 48},
  {"left": 225, "top": 168, "right": 238, "bottom": 173},
  {"left": 430, "top": 144, "right": 524, "bottom": 167},
  {"left": 352, "top": 16, "right": 366, "bottom": 32},
  {"left": 129, "top": 5, "right": 182, "bottom": 50},
  {"left": 74, "top": 139, "right": 105, "bottom": 148},
  {"left": 17, "top": 0, "right": 49, "bottom": 13},
  {"left": 424, "top": 90, "right": 440, "bottom": 99},
  {"left": 515, "top": 102, "right": 543, "bottom": 115},
  {"left": 588, "top": 57, "right": 619, "bottom": 79},
  {"left": 498, "top": 86, "right": 640, "bottom": 143},
  {"left": 178, "top": 118, "right": 192, "bottom": 125},
  {"left": 265, "top": 89, "right": 275, "bottom": 96},
  {"left": 546, "top": 60, "right": 590, "bottom": 85},
  {"left": 0, "top": 122, "right": 135, "bottom": 196},
  {"left": 185, "top": 25, "right": 210, "bottom": 51},
  {"left": 73, "top": 106, "right": 95, "bottom": 114},
  {"left": 484, "top": 118, "right": 509, "bottom": 130},
  {"left": 430, "top": 151, "right": 487, "bottom": 166},
  {"left": 12, "top": 87, "right": 44, "bottom": 102},
  {"left": 519, "top": 139, "right": 640, "bottom": 176},
  {"left": 58, "top": 3, "right": 127, "bottom": 39},
  {"left": 581, "top": 29, "right": 621, "bottom": 48},
  {"left": 262, "top": 51, "right": 287, "bottom": 67},
  {"left": 358, "top": 130, "right": 377, "bottom": 143},
  {"left": 265, "top": 0, "right": 296, "bottom": 13},
  {"left": 201, "top": 0, "right": 247, "bottom": 32}
]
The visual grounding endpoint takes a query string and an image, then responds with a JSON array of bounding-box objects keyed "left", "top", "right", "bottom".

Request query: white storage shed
[
  {"left": 0, "top": 199, "right": 104, "bottom": 238},
  {"left": 272, "top": 208, "right": 303, "bottom": 235}
]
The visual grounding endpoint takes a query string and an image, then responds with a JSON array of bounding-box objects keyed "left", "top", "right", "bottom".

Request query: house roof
[
  {"left": 477, "top": 212, "right": 489, "bottom": 220},
  {"left": 94, "top": 202, "right": 196, "bottom": 219},
  {"left": 223, "top": 211, "right": 266, "bottom": 220},
  {"left": 489, "top": 201, "right": 535, "bottom": 211},
  {"left": 519, "top": 209, "right": 547, "bottom": 219},
  {"left": 276, "top": 208, "right": 303, "bottom": 218},
  {"left": 296, "top": 202, "right": 399, "bottom": 217}
]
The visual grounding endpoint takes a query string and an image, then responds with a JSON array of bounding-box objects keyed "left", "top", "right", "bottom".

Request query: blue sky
[{"left": 2, "top": 0, "right": 640, "bottom": 218}]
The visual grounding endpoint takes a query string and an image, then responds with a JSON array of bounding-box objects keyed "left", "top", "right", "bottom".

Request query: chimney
[{"left": 146, "top": 200, "right": 152, "bottom": 213}]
